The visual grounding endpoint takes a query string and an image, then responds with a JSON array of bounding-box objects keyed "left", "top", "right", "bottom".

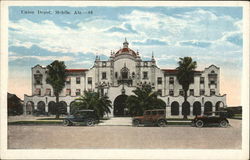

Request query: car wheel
[
  {"left": 133, "top": 119, "right": 140, "bottom": 127},
  {"left": 158, "top": 119, "right": 166, "bottom": 127},
  {"left": 220, "top": 120, "right": 228, "bottom": 128},
  {"left": 86, "top": 119, "right": 95, "bottom": 126},
  {"left": 63, "top": 119, "right": 71, "bottom": 126},
  {"left": 195, "top": 120, "right": 204, "bottom": 128}
]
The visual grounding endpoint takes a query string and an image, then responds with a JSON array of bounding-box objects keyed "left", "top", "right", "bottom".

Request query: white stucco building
[{"left": 24, "top": 39, "right": 226, "bottom": 117}]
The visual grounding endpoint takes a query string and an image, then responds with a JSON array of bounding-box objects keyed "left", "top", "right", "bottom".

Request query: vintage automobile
[
  {"left": 132, "top": 109, "right": 167, "bottom": 127},
  {"left": 63, "top": 110, "right": 99, "bottom": 126},
  {"left": 192, "top": 111, "right": 229, "bottom": 128}
]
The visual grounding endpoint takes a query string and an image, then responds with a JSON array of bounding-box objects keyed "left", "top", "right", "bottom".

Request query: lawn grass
[
  {"left": 8, "top": 120, "right": 63, "bottom": 125},
  {"left": 229, "top": 114, "right": 242, "bottom": 120}
]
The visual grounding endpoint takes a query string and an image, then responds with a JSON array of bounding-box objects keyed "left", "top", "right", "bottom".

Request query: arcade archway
[
  {"left": 37, "top": 101, "right": 45, "bottom": 114},
  {"left": 193, "top": 101, "right": 201, "bottom": 116},
  {"left": 204, "top": 101, "right": 213, "bottom": 115},
  {"left": 171, "top": 101, "right": 179, "bottom": 115},
  {"left": 182, "top": 101, "right": 190, "bottom": 115},
  {"left": 48, "top": 101, "right": 56, "bottom": 115},
  {"left": 26, "top": 101, "right": 34, "bottom": 115}
]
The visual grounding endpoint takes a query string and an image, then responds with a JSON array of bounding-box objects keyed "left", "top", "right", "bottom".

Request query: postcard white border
[{"left": 1, "top": 1, "right": 249, "bottom": 159}]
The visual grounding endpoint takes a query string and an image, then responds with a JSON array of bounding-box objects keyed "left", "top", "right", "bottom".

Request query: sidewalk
[{"left": 98, "top": 117, "right": 132, "bottom": 126}]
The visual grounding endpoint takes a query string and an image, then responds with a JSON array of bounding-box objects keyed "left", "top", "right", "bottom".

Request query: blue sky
[{"left": 8, "top": 6, "right": 243, "bottom": 105}]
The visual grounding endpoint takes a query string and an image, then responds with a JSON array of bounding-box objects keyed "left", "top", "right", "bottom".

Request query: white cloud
[{"left": 9, "top": 55, "right": 75, "bottom": 62}]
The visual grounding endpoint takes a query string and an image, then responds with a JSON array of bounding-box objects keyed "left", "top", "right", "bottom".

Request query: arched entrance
[
  {"left": 59, "top": 101, "right": 68, "bottom": 115},
  {"left": 171, "top": 101, "right": 179, "bottom": 115},
  {"left": 26, "top": 101, "right": 34, "bottom": 115},
  {"left": 48, "top": 101, "right": 56, "bottom": 115},
  {"left": 193, "top": 101, "right": 201, "bottom": 116},
  {"left": 113, "top": 95, "right": 129, "bottom": 117},
  {"left": 204, "top": 101, "right": 213, "bottom": 115},
  {"left": 37, "top": 101, "right": 45, "bottom": 114},
  {"left": 182, "top": 101, "right": 190, "bottom": 115}
]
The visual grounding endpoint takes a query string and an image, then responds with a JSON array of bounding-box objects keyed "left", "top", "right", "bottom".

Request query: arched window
[{"left": 121, "top": 67, "right": 129, "bottom": 79}]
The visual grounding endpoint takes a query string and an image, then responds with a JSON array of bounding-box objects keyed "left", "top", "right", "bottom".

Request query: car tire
[
  {"left": 195, "top": 120, "right": 204, "bottom": 128},
  {"left": 133, "top": 119, "right": 140, "bottom": 127},
  {"left": 63, "top": 119, "right": 71, "bottom": 126},
  {"left": 158, "top": 119, "right": 167, "bottom": 127},
  {"left": 86, "top": 119, "right": 95, "bottom": 126},
  {"left": 220, "top": 120, "right": 228, "bottom": 128}
]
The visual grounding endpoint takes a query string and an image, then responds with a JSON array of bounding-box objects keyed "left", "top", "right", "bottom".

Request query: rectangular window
[
  {"left": 35, "top": 79, "right": 42, "bottom": 85},
  {"left": 76, "top": 77, "right": 80, "bottom": 84},
  {"left": 179, "top": 89, "right": 184, "bottom": 96},
  {"left": 102, "top": 72, "right": 107, "bottom": 80},
  {"left": 76, "top": 89, "right": 81, "bottom": 96},
  {"left": 157, "top": 89, "right": 162, "bottom": 96},
  {"left": 210, "top": 89, "right": 215, "bottom": 96},
  {"left": 102, "top": 62, "right": 106, "bottom": 67},
  {"left": 88, "top": 77, "right": 92, "bottom": 85},
  {"left": 157, "top": 77, "right": 162, "bottom": 85},
  {"left": 190, "top": 89, "right": 194, "bottom": 96},
  {"left": 210, "top": 80, "right": 215, "bottom": 85},
  {"left": 66, "top": 89, "right": 71, "bottom": 96},
  {"left": 66, "top": 77, "right": 71, "bottom": 84},
  {"left": 35, "top": 88, "right": 41, "bottom": 96},
  {"left": 200, "top": 89, "right": 205, "bottom": 96},
  {"left": 152, "top": 111, "right": 157, "bottom": 115},
  {"left": 169, "top": 77, "right": 174, "bottom": 84},
  {"left": 143, "top": 72, "right": 148, "bottom": 79},
  {"left": 45, "top": 88, "right": 51, "bottom": 96},
  {"left": 200, "top": 77, "right": 204, "bottom": 84},
  {"left": 169, "top": 89, "right": 174, "bottom": 96},
  {"left": 145, "top": 111, "right": 151, "bottom": 115}
]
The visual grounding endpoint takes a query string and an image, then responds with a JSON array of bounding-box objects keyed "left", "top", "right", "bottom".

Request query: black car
[
  {"left": 192, "top": 111, "right": 229, "bottom": 128},
  {"left": 63, "top": 110, "right": 99, "bottom": 126}
]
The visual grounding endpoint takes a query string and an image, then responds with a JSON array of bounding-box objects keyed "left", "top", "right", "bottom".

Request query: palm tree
[
  {"left": 176, "top": 57, "right": 197, "bottom": 119},
  {"left": 73, "top": 91, "right": 112, "bottom": 119},
  {"left": 46, "top": 60, "right": 66, "bottom": 119},
  {"left": 126, "top": 84, "right": 164, "bottom": 116}
]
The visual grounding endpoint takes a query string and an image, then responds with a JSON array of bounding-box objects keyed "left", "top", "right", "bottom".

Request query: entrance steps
[{"left": 98, "top": 117, "right": 132, "bottom": 126}]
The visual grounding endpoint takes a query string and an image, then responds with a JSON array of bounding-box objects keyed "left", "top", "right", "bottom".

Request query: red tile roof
[
  {"left": 161, "top": 69, "right": 178, "bottom": 72},
  {"left": 115, "top": 47, "right": 137, "bottom": 57},
  {"left": 65, "top": 69, "right": 88, "bottom": 72}
]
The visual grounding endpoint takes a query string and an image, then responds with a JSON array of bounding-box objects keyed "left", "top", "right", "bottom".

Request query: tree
[
  {"left": 46, "top": 60, "right": 66, "bottom": 119},
  {"left": 176, "top": 57, "right": 197, "bottom": 119},
  {"left": 126, "top": 84, "right": 165, "bottom": 116},
  {"left": 73, "top": 90, "right": 112, "bottom": 119}
]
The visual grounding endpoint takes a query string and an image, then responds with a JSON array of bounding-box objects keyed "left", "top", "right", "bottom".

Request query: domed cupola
[{"left": 115, "top": 38, "right": 137, "bottom": 58}]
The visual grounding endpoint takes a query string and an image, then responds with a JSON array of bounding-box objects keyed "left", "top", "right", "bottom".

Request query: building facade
[{"left": 24, "top": 40, "right": 226, "bottom": 117}]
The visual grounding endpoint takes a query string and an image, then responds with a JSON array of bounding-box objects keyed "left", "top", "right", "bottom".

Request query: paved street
[{"left": 8, "top": 119, "right": 241, "bottom": 149}]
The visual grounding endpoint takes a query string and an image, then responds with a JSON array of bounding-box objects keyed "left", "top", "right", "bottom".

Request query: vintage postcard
[{"left": 1, "top": 1, "right": 249, "bottom": 159}]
